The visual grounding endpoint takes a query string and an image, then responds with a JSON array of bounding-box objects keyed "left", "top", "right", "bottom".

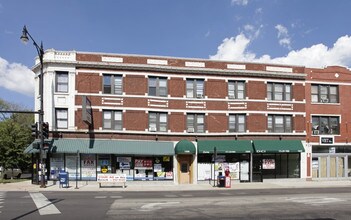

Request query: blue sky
[{"left": 1, "top": 0, "right": 351, "bottom": 110}]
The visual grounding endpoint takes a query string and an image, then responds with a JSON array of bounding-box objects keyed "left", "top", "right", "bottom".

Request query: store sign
[
  {"left": 262, "top": 159, "right": 275, "bottom": 169},
  {"left": 320, "top": 136, "right": 334, "bottom": 145},
  {"left": 82, "top": 95, "right": 92, "bottom": 125},
  {"left": 135, "top": 159, "right": 153, "bottom": 169}
]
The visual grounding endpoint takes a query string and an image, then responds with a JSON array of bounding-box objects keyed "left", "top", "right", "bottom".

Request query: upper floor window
[
  {"left": 229, "top": 114, "right": 246, "bottom": 132},
  {"left": 56, "top": 71, "right": 68, "bottom": 93},
  {"left": 267, "top": 82, "right": 291, "bottom": 101},
  {"left": 149, "top": 112, "right": 167, "bottom": 132},
  {"left": 148, "top": 77, "right": 167, "bottom": 97},
  {"left": 268, "top": 115, "right": 292, "bottom": 133},
  {"left": 311, "top": 84, "right": 338, "bottom": 103},
  {"left": 187, "top": 113, "right": 205, "bottom": 133},
  {"left": 312, "top": 116, "right": 339, "bottom": 135},
  {"left": 103, "top": 110, "right": 122, "bottom": 130},
  {"left": 55, "top": 108, "right": 68, "bottom": 129},
  {"left": 186, "top": 79, "right": 204, "bottom": 98},
  {"left": 228, "top": 81, "right": 245, "bottom": 99},
  {"left": 103, "top": 74, "right": 123, "bottom": 95}
]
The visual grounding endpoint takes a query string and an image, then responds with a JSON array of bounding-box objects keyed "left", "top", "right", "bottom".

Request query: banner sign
[{"left": 97, "top": 174, "right": 126, "bottom": 183}]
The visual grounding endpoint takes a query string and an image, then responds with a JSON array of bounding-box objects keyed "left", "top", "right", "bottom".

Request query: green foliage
[{"left": 0, "top": 98, "right": 33, "bottom": 171}]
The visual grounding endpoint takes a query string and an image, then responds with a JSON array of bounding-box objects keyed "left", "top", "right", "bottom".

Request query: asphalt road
[{"left": 1, "top": 187, "right": 351, "bottom": 220}]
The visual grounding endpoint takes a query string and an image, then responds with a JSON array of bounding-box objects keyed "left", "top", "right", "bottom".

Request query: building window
[
  {"left": 186, "top": 79, "right": 204, "bottom": 98},
  {"left": 267, "top": 82, "right": 291, "bottom": 101},
  {"left": 149, "top": 112, "right": 167, "bottom": 132},
  {"left": 312, "top": 116, "right": 340, "bottom": 135},
  {"left": 311, "top": 84, "right": 338, "bottom": 103},
  {"left": 268, "top": 115, "right": 292, "bottom": 133},
  {"left": 56, "top": 71, "right": 68, "bottom": 93},
  {"left": 148, "top": 77, "right": 167, "bottom": 97},
  {"left": 229, "top": 114, "right": 246, "bottom": 132},
  {"left": 187, "top": 114, "right": 205, "bottom": 133},
  {"left": 103, "top": 74, "right": 123, "bottom": 95},
  {"left": 103, "top": 110, "right": 122, "bottom": 130},
  {"left": 228, "top": 81, "right": 245, "bottom": 99},
  {"left": 55, "top": 108, "right": 68, "bottom": 129}
]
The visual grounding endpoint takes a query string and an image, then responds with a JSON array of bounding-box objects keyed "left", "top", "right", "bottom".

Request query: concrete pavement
[{"left": 0, "top": 179, "right": 350, "bottom": 192}]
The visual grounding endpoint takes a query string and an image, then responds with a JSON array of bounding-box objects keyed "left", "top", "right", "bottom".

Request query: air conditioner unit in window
[
  {"left": 187, "top": 128, "right": 195, "bottom": 133},
  {"left": 196, "top": 94, "right": 204, "bottom": 99},
  {"left": 321, "top": 98, "right": 329, "bottom": 103},
  {"left": 149, "top": 127, "right": 157, "bottom": 132},
  {"left": 313, "top": 130, "right": 319, "bottom": 135}
]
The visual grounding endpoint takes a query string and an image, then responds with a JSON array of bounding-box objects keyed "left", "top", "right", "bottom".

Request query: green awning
[
  {"left": 197, "top": 140, "right": 253, "bottom": 154},
  {"left": 253, "top": 140, "right": 305, "bottom": 153},
  {"left": 175, "top": 140, "right": 196, "bottom": 154},
  {"left": 24, "top": 139, "right": 174, "bottom": 155}
]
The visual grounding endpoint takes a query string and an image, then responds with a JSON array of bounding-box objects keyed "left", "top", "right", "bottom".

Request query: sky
[{"left": 1, "top": 0, "right": 351, "bottom": 110}]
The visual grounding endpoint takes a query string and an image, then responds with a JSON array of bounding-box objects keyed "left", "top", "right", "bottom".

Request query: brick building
[
  {"left": 305, "top": 66, "right": 351, "bottom": 179},
  {"left": 25, "top": 49, "right": 350, "bottom": 184}
]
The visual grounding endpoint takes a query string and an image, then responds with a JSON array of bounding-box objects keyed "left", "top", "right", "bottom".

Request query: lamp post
[{"left": 20, "top": 25, "right": 46, "bottom": 188}]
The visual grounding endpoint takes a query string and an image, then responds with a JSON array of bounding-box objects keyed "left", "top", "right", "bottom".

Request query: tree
[{"left": 0, "top": 98, "right": 33, "bottom": 171}]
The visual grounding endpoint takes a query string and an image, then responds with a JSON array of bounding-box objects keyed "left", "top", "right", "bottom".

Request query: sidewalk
[{"left": 0, "top": 179, "right": 350, "bottom": 192}]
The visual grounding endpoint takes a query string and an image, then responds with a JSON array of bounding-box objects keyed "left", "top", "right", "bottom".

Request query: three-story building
[{"left": 27, "top": 49, "right": 348, "bottom": 184}]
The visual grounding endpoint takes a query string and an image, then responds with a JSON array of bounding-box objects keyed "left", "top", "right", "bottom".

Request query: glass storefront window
[
  {"left": 116, "top": 156, "right": 134, "bottom": 181},
  {"left": 288, "top": 154, "right": 300, "bottom": 178},
  {"left": 98, "top": 155, "right": 111, "bottom": 174},
  {"left": 134, "top": 157, "right": 153, "bottom": 180},
  {"left": 81, "top": 154, "right": 96, "bottom": 181},
  {"left": 153, "top": 156, "right": 173, "bottom": 180}
]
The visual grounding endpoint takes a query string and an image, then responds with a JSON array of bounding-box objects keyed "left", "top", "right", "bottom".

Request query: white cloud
[
  {"left": 210, "top": 34, "right": 351, "bottom": 68},
  {"left": 231, "top": 0, "right": 248, "bottom": 6},
  {"left": 0, "top": 57, "right": 35, "bottom": 96},
  {"left": 275, "top": 24, "right": 292, "bottom": 49},
  {"left": 209, "top": 34, "right": 255, "bottom": 61}
]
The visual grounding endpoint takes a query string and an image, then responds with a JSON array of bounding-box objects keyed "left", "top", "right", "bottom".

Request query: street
[{"left": 1, "top": 187, "right": 351, "bottom": 219}]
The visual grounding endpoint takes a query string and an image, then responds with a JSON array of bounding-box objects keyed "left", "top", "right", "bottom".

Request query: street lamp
[{"left": 20, "top": 25, "right": 46, "bottom": 188}]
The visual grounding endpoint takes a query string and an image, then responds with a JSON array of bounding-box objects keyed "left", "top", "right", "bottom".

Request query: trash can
[
  {"left": 217, "top": 175, "right": 225, "bottom": 187},
  {"left": 59, "top": 171, "right": 69, "bottom": 188}
]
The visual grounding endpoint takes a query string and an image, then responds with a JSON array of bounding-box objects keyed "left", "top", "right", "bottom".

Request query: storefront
[
  {"left": 252, "top": 140, "right": 305, "bottom": 182},
  {"left": 25, "top": 138, "right": 175, "bottom": 182},
  {"left": 196, "top": 140, "right": 253, "bottom": 182},
  {"left": 312, "top": 145, "right": 351, "bottom": 178}
]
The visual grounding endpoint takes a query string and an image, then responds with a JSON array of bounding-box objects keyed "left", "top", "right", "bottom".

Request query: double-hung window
[
  {"left": 148, "top": 76, "right": 167, "bottom": 97},
  {"left": 186, "top": 79, "right": 204, "bottom": 98},
  {"left": 229, "top": 114, "right": 246, "bottom": 132},
  {"left": 187, "top": 114, "right": 205, "bottom": 133},
  {"left": 311, "top": 116, "right": 339, "bottom": 135},
  {"left": 149, "top": 112, "right": 167, "bottom": 132},
  {"left": 55, "top": 108, "right": 68, "bottom": 129},
  {"left": 56, "top": 71, "right": 68, "bottom": 93},
  {"left": 228, "top": 81, "right": 245, "bottom": 99},
  {"left": 311, "top": 84, "right": 338, "bottom": 103},
  {"left": 268, "top": 115, "right": 292, "bottom": 133},
  {"left": 103, "top": 110, "right": 123, "bottom": 130},
  {"left": 267, "top": 82, "right": 291, "bottom": 101},
  {"left": 103, "top": 74, "right": 123, "bottom": 95}
]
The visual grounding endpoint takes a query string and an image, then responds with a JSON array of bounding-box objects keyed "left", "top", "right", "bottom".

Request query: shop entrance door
[
  {"left": 178, "top": 155, "right": 192, "bottom": 184},
  {"left": 252, "top": 154, "right": 263, "bottom": 182}
]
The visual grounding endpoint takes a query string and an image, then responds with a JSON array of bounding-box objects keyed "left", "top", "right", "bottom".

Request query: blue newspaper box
[{"left": 59, "top": 171, "right": 69, "bottom": 188}]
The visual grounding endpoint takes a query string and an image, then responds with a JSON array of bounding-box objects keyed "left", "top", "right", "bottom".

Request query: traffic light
[
  {"left": 31, "top": 123, "right": 38, "bottom": 138},
  {"left": 42, "top": 122, "right": 49, "bottom": 139}
]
